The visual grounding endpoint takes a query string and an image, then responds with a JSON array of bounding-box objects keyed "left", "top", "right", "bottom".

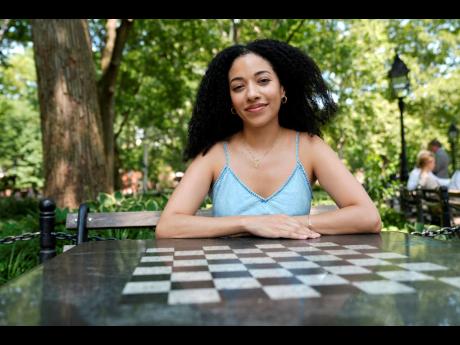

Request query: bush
[
  {"left": 0, "top": 192, "right": 172, "bottom": 286},
  {"left": 0, "top": 197, "right": 38, "bottom": 219}
]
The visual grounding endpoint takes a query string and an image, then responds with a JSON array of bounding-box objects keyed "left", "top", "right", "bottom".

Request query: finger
[
  {"left": 279, "top": 228, "right": 308, "bottom": 240},
  {"left": 301, "top": 225, "right": 320, "bottom": 237},
  {"left": 292, "top": 228, "right": 311, "bottom": 238},
  {"left": 306, "top": 230, "right": 321, "bottom": 238},
  {"left": 289, "top": 232, "right": 308, "bottom": 240},
  {"left": 294, "top": 227, "right": 317, "bottom": 238}
]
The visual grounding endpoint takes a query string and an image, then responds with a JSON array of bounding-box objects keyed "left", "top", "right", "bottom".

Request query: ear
[{"left": 280, "top": 86, "right": 286, "bottom": 97}]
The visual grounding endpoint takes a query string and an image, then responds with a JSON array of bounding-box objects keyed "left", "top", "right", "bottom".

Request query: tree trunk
[
  {"left": 98, "top": 19, "right": 133, "bottom": 193},
  {"left": 31, "top": 19, "right": 109, "bottom": 208}
]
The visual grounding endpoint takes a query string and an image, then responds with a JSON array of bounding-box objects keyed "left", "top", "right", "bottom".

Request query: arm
[
  {"left": 156, "top": 150, "right": 244, "bottom": 238},
  {"left": 407, "top": 169, "right": 420, "bottom": 191},
  {"left": 301, "top": 136, "right": 381, "bottom": 235},
  {"left": 434, "top": 150, "right": 449, "bottom": 177},
  {"left": 156, "top": 146, "right": 318, "bottom": 239}
]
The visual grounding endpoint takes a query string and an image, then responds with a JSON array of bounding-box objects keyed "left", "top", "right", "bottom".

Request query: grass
[{"left": 0, "top": 206, "right": 41, "bottom": 286}]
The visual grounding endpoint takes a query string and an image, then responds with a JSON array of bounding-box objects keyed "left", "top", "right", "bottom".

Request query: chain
[
  {"left": 53, "top": 232, "right": 77, "bottom": 243},
  {"left": 0, "top": 232, "right": 118, "bottom": 244},
  {"left": 410, "top": 225, "right": 460, "bottom": 239},
  {"left": 0, "top": 232, "right": 40, "bottom": 244},
  {"left": 241, "top": 131, "right": 281, "bottom": 169}
]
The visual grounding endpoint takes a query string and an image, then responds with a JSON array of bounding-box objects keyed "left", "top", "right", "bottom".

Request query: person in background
[
  {"left": 428, "top": 139, "right": 450, "bottom": 178},
  {"left": 407, "top": 150, "right": 450, "bottom": 191}
]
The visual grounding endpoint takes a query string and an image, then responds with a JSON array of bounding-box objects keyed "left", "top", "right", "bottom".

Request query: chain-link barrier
[
  {"left": 410, "top": 225, "right": 460, "bottom": 239},
  {"left": 0, "top": 231, "right": 117, "bottom": 245},
  {"left": 0, "top": 232, "right": 40, "bottom": 244}
]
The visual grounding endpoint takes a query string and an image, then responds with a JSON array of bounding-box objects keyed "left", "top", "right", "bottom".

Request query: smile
[{"left": 245, "top": 104, "right": 267, "bottom": 112}]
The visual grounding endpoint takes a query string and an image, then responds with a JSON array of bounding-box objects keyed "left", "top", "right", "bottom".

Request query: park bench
[
  {"left": 38, "top": 199, "right": 338, "bottom": 263},
  {"left": 399, "top": 186, "right": 460, "bottom": 227}
]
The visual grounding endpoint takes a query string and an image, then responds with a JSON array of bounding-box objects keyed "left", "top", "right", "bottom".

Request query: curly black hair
[{"left": 184, "top": 39, "right": 338, "bottom": 160}]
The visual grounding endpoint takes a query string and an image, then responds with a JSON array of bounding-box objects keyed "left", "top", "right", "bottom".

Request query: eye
[
  {"left": 259, "top": 78, "right": 271, "bottom": 84},
  {"left": 231, "top": 85, "right": 244, "bottom": 92}
]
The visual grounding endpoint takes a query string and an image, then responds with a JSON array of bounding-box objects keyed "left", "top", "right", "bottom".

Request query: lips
[{"left": 245, "top": 103, "right": 268, "bottom": 112}]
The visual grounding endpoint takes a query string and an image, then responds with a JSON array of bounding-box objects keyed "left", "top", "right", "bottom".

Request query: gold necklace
[{"left": 242, "top": 133, "right": 280, "bottom": 169}]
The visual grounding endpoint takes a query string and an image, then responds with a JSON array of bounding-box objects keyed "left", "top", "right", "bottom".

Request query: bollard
[
  {"left": 415, "top": 188, "right": 424, "bottom": 230},
  {"left": 439, "top": 186, "right": 451, "bottom": 227},
  {"left": 39, "top": 198, "right": 56, "bottom": 263},
  {"left": 76, "top": 203, "right": 89, "bottom": 245}
]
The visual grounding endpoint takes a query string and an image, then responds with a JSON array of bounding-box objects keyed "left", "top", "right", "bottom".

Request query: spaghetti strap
[
  {"left": 295, "top": 132, "right": 300, "bottom": 161},
  {"left": 223, "top": 142, "right": 230, "bottom": 165}
]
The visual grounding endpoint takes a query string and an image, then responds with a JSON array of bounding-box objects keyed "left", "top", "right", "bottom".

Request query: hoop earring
[
  {"left": 231, "top": 107, "right": 237, "bottom": 115},
  {"left": 281, "top": 95, "right": 287, "bottom": 104}
]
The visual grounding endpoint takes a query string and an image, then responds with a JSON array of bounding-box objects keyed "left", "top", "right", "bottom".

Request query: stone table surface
[{"left": 1, "top": 232, "right": 460, "bottom": 325}]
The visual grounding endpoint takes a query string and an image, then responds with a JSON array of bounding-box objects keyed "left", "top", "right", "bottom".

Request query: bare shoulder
[{"left": 299, "top": 133, "right": 332, "bottom": 155}]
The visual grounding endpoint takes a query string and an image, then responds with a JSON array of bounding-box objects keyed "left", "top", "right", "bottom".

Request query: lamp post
[
  {"left": 448, "top": 123, "right": 458, "bottom": 172},
  {"left": 388, "top": 54, "right": 411, "bottom": 183}
]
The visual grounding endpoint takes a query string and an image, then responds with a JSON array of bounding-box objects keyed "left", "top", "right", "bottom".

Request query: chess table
[{"left": 1, "top": 232, "right": 460, "bottom": 325}]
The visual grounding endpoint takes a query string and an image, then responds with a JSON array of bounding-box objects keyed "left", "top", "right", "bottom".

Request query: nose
[{"left": 246, "top": 81, "right": 260, "bottom": 100}]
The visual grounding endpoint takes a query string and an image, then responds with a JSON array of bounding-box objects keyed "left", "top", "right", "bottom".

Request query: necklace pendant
[{"left": 254, "top": 160, "right": 260, "bottom": 168}]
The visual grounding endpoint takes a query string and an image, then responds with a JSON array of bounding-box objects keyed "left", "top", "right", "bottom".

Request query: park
[{"left": 0, "top": 19, "right": 460, "bottom": 325}]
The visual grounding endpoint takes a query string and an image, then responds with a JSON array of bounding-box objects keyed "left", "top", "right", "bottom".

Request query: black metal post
[
  {"left": 452, "top": 139, "right": 457, "bottom": 172},
  {"left": 415, "top": 188, "right": 424, "bottom": 226},
  {"left": 76, "top": 203, "right": 89, "bottom": 245},
  {"left": 439, "top": 186, "right": 451, "bottom": 227},
  {"left": 39, "top": 198, "right": 56, "bottom": 263},
  {"left": 398, "top": 97, "right": 409, "bottom": 182}
]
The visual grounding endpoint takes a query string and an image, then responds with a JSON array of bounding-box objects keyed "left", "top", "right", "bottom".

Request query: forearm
[
  {"left": 156, "top": 214, "right": 249, "bottom": 238},
  {"left": 294, "top": 205, "right": 381, "bottom": 235}
]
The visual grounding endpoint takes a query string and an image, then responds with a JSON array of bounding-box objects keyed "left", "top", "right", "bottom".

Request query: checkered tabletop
[{"left": 121, "top": 241, "right": 460, "bottom": 306}]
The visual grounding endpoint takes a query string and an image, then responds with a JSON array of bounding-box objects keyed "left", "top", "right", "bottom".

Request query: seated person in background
[
  {"left": 450, "top": 170, "right": 460, "bottom": 190},
  {"left": 407, "top": 150, "right": 450, "bottom": 191},
  {"left": 428, "top": 139, "right": 450, "bottom": 179}
]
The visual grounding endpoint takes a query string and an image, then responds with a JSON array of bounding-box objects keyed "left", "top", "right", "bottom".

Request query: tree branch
[
  {"left": 101, "top": 19, "right": 117, "bottom": 73},
  {"left": 286, "top": 19, "right": 306, "bottom": 44},
  {"left": 114, "top": 110, "right": 130, "bottom": 142},
  {"left": 99, "top": 19, "right": 134, "bottom": 97}
]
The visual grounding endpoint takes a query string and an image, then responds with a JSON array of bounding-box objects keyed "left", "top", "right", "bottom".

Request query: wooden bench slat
[
  {"left": 65, "top": 209, "right": 213, "bottom": 229},
  {"left": 65, "top": 205, "right": 338, "bottom": 230}
]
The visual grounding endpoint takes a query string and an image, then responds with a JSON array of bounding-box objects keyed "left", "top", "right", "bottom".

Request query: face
[
  {"left": 423, "top": 157, "right": 435, "bottom": 172},
  {"left": 228, "top": 53, "right": 285, "bottom": 128},
  {"left": 427, "top": 157, "right": 435, "bottom": 171},
  {"left": 429, "top": 145, "right": 439, "bottom": 153}
]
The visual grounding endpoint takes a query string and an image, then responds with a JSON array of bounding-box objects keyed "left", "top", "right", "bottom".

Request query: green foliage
[
  {"left": 80, "top": 191, "right": 169, "bottom": 241},
  {"left": 1, "top": 19, "right": 459, "bottom": 225},
  {"left": 0, "top": 191, "right": 175, "bottom": 286},
  {"left": 112, "top": 19, "right": 232, "bottom": 180},
  {"left": 378, "top": 204, "right": 408, "bottom": 231},
  {"left": 0, "top": 47, "right": 42, "bottom": 191},
  {"left": 0, "top": 205, "right": 40, "bottom": 286},
  {"left": 311, "top": 186, "right": 336, "bottom": 206},
  {"left": 0, "top": 197, "right": 38, "bottom": 219},
  {"left": 87, "top": 191, "right": 166, "bottom": 212}
]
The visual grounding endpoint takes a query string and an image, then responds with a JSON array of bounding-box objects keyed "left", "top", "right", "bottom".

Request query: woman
[
  {"left": 156, "top": 39, "right": 381, "bottom": 239},
  {"left": 407, "top": 150, "right": 450, "bottom": 191}
]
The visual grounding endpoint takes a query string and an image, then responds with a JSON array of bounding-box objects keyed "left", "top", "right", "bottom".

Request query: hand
[{"left": 242, "top": 214, "right": 321, "bottom": 240}]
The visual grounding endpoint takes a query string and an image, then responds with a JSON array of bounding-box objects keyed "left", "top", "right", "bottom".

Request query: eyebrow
[{"left": 230, "top": 70, "right": 272, "bottom": 84}]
